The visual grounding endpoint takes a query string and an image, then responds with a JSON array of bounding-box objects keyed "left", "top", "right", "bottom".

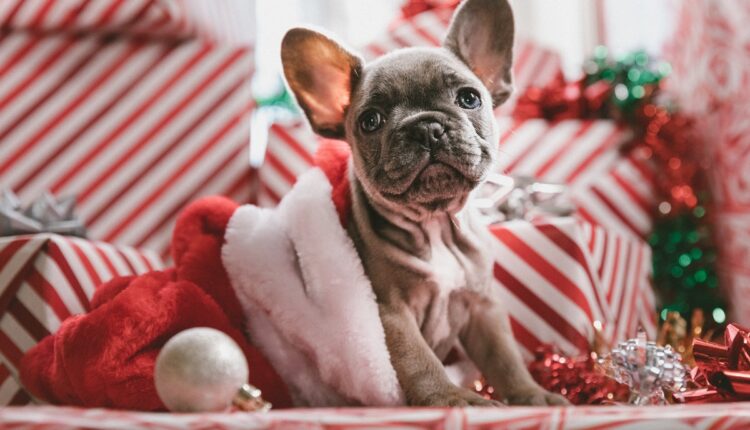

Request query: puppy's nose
[{"left": 409, "top": 121, "right": 446, "bottom": 149}]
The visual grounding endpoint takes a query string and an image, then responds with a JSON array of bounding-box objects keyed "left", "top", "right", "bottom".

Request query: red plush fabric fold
[{"left": 20, "top": 197, "right": 292, "bottom": 410}]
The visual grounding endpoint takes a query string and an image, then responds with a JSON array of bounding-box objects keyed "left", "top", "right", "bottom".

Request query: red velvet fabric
[{"left": 19, "top": 196, "right": 292, "bottom": 410}]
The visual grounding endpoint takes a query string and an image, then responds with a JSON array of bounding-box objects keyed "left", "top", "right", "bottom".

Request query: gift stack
[
  {"left": 0, "top": 0, "right": 256, "bottom": 405},
  {"left": 666, "top": 0, "right": 750, "bottom": 325},
  {"left": 0, "top": 0, "right": 257, "bottom": 261},
  {"left": 254, "top": 4, "right": 659, "bottom": 359}
]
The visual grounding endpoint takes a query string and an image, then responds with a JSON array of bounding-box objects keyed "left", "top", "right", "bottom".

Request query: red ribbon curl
[{"left": 677, "top": 324, "right": 750, "bottom": 403}]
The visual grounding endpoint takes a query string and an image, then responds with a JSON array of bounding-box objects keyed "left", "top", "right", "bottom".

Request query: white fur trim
[{"left": 223, "top": 168, "right": 404, "bottom": 407}]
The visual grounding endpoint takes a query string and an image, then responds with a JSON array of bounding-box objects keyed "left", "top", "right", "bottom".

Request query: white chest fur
[
  {"left": 420, "top": 217, "right": 470, "bottom": 354},
  {"left": 424, "top": 219, "right": 466, "bottom": 291}
]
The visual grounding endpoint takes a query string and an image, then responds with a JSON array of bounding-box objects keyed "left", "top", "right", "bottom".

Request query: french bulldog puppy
[{"left": 281, "top": 0, "right": 568, "bottom": 407}]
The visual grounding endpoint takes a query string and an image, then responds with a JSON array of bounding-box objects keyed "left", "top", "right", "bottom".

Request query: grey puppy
[{"left": 281, "top": 0, "right": 568, "bottom": 407}]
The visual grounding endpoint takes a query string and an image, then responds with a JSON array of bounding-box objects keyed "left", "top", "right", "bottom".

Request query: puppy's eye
[
  {"left": 456, "top": 88, "right": 482, "bottom": 109},
  {"left": 359, "top": 110, "right": 384, "bottom": 133}
]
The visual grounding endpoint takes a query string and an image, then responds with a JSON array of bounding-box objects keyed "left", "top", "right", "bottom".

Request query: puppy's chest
[
  {"left": 414, "top": 220, "right": 485, "bottom": 352},
  {"left": 424, "top": 221, "right": 467, "bottom": 290}
]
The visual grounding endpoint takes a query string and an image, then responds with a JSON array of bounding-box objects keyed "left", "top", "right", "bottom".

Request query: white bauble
[{"left": 154, "top": 327, "right": 248, "bottom": 412}]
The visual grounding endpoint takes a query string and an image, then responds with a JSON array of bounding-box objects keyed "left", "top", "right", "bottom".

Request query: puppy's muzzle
[{"left": 407, "top": 119, "right": 446, "bottom": 152}]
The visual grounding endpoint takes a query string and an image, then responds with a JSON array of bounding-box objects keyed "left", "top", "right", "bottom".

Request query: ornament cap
[{"left": 234, "top": 383, "right": 272, "bottom": 412}]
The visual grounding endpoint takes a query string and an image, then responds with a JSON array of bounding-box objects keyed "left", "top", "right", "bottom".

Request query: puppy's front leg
[
  {"left": 459, "top": 296, "right": 569, "bottom": 406},
  {"left": 379, "top": 302, "right": 501, "bottom": 407}
]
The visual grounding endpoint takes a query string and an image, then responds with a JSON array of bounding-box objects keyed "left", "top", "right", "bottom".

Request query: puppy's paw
[
  {"left": 417, "top": 388, "right": 504, "bottom": 407},
  {"left": 506, "top": 388, "right": 570, "bottom": 406}
]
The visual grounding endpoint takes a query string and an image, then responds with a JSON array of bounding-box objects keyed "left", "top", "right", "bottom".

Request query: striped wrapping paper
[
  {"left": 4, "top": 403, "right": 750, "bottom": 429},
  {"left": 0, "top": 1, "right": 257, "bottom": 260},
  {"left": 0, "top": 0, "right": 198, "bottom": 38},
  {"left": 0, "top": 233, "right": 163, "bottom": 405},
  {"left": 256, "top": 119, "right": 318, "bottom": 207},
  {"left": 490, "top": 217, "right": 655, "bottom": 360},
  {"left": 495, "top": 117, "right": 656, "bottom": 238},
  {"left": 0, "top": 0, "right": 255, "bottom": 42}
]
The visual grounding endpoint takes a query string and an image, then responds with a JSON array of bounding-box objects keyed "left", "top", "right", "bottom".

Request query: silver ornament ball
[{"left": 155, "top": 327, "right": 248, "bottom": 412}]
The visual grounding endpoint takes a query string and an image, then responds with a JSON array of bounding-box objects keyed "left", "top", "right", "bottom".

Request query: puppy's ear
[
  {"left": 444, "top": 0, "right": 514, "bottom": 106},
  {"left": 281, "top": 28, "right": 363, "bottom": 139}
]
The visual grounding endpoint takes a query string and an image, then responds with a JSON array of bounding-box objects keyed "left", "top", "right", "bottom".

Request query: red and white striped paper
[
  {"left": 4, "top": 403, "right": 750, "bottom": 429},
  {"left": 0, "top": 0, "right": 255, "bottom": 43},
  {"left": 0, "top": 1, "right": 257, "bottom": 260},
  {"left": 0, "top": 0, "right": 197, "bottom": 38},
  {"left": 0, "top": 233, "right": 163, "bottom": 405},
  {"left": 490, "top": 217, "right": 655, "bottom": 359},
  {"left": 256, "top": 120, "right": 319, "bottom": 207},
  {"left": 495, "top": 117, "right": 656, "bottom": 238}
]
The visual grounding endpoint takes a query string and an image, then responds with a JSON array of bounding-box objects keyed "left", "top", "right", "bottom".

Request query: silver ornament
[{"left": 155, "top": 327, "right": 249, "bottom": 412}]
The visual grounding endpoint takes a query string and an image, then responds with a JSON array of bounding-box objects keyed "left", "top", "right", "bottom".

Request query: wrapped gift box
[
  {"left": 0, "top": 234, "right": 163, "bottom": 405},
  {"left": 489, "top": 216, "right": 656, "bottom": 359},
  {"left": 0, "top": 0, "right": 257, "bottom": 260},
  {"left": 495, "top": 117, "right": 656, "bottom": 238}
]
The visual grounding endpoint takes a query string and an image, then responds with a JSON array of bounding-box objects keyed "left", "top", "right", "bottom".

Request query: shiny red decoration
[
  {"left": 513, "top": 79, "right": 611, "bottom": 121},
  {"left": 528, "top": 346, "right": 630, "bottom": 405},
  {"left": 676, "top": 323, "right": 750, "bottom": 403}
]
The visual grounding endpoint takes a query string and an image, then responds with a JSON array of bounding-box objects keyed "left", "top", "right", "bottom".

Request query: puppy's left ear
[
  {"left": 444, "top": 0, "right": 515, "bottom": 106},
  {"left": 282, "top": 28, "right": 363, "bottom": 139}
]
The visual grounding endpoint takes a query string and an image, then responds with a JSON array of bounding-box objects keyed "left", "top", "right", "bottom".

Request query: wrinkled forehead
[{"left": 352, "top": 48, "right": 481, "bottom": 111}]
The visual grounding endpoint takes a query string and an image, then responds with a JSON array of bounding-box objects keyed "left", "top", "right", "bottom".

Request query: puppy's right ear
[
  {"left": 281, "top": 28, "right": 363, "bottom": 139},
  {"left": 444, "top": 0, "right": 515, "bottom": 107}
]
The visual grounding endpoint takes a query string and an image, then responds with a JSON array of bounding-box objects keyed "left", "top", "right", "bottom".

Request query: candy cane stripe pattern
[
  {"left": 490, "top": 217, "right": 654, "bottom": 360},
  {"left": 3, "top": 403, "right": 750, "bottom": 428},
  {"left": 0, "top": 1, "right": 257, "bottom": 260}
]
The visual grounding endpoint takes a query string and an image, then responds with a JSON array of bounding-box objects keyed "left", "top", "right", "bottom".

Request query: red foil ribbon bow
[
  {"left": 512, "top": 79, "right": 611, "bottom": 122},
  {"left": 676, "top": 324, "right": 750, "bottom": 403}
]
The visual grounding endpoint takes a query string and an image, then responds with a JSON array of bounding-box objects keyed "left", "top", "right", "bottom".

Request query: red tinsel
[
  {"left": 513, "top": 79, "right": 610, "bottom": 121},
  {"left": 630, "top": 104, "right": 701, "bottom": 212},
  {"left": 676, "top": 323, "right": 750, "bottom": 403},
  {"left": 527, "top": 346, "right": 630, "bottom": 405}
]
